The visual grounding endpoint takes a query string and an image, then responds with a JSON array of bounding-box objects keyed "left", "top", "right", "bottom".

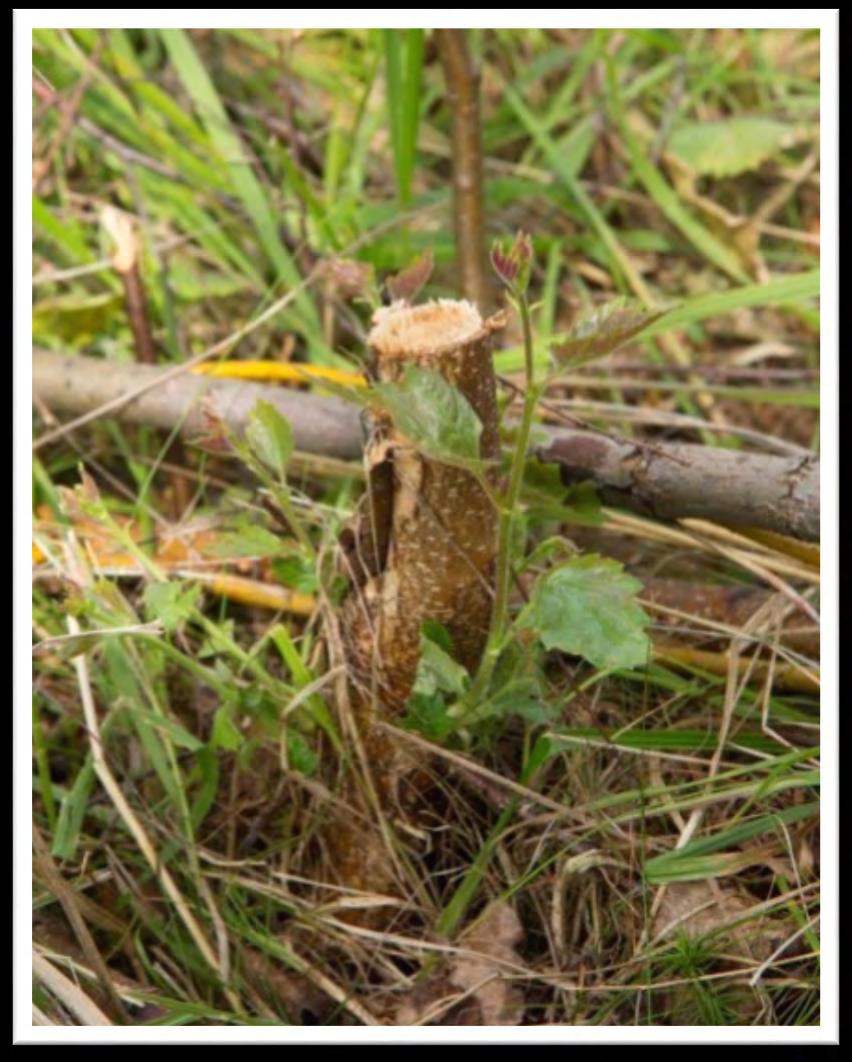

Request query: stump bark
[
  {"left": 342, "top": 298, "right": 502, "bottom": 714},
  {"left": 331, "top": 298, "right": 502, "bottom": 906}
]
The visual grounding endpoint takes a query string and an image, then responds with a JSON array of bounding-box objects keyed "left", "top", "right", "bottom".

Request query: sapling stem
[{"left": 463, "top": 282, "right": 538, "bottom": 712}]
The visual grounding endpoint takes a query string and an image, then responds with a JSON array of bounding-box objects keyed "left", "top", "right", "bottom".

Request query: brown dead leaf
[
  {"left": 653, "top": 881, "right": 779, "bottom": 962},
  {"left": 384, "top": 248, "right": 434, "bottom": 305},
  {"left": 395, "top": 902, "right": 526, "bottom": 1026},
  {"left": 451, "top": 901, "right": 525, "bottom": 1025}
]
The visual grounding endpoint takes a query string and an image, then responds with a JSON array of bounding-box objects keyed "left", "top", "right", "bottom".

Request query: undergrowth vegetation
[{"left": 32, "top": 27, "right": 820, "bottom": 1028}]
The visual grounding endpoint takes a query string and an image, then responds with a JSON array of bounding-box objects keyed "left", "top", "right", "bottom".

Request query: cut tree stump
[
  {"left": 330, "top": 298, "right": 502, "bottom": 910},
  {"left": 341, "top": 298, "right": 502, "bottom": 714}
]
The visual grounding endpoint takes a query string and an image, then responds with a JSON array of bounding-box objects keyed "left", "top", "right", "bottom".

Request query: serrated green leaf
[
  {"left": 519, "top": 554, "right": 652, "bottom": 670},
  {"left": 401, "top": 691, "right": 456, "bottom": 742},
  {"left": 371, "top": 365, "right": 483, "bottom": 466},
  {"left": 551, "top": 297, "right": 668, "bottom": 366},
  {"left": 414, "top": 637, "right": 470, "bottom": 699},
  {"left": 211, "top": 705, "right": 243, "bottom": 751},
  {"left": 246, "top": 400, "right": 294, "bottom": 477},
  {"left": 284, "top": 730, "right": 318, "bottom": 776},
  {"left": 668, "top": 118, "right": 796, "bottom": 179},
  {"left": 142, "top": 581, "right": 201, "bottom": 634}
]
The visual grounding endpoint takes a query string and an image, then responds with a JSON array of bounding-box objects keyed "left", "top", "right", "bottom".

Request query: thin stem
[
  {"left": 435, "top": 28, "right": 490, "bottom": 312},
  {"left": 463, "top": 291, "right": 537, "bottom": 710}
]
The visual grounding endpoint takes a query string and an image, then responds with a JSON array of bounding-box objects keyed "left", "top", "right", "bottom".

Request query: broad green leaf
[
  {"left": 121, "top": 708, "right": 204, "bottom": 751},
  {"left": 371, "top": 366, "right": 484, "bottom": 466},
  {"left": 414, "top": 637, "right": 470, "bottom": 698},
  {"left": 668, "top": 118, "right": 797, "bottom": 179},
  {"left": 402, "top": 690, "right": 456, "bottom": 742},
  {"left": 551, "top": 297, "right": 668, "bottom": 366},
  {"left": 519, "top": 554, "right": 652, "bottom": 670},
  {"left": 246, "top": 401, "right": 294, "bottom": 478},
  {"left": 143, "top": 581, "right": 201, "bottom": 634},
  {"left": 403, "top": 628, "right": 469, "bottom": 740},
  {"left": 211, "top": 705, "right": 243, "bottom": 751},
  {"left": 207, "top": 526, "right": 286, "bottom": 559}
]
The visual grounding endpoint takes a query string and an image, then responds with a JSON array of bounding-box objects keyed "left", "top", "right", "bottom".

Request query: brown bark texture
[
  {"left": 32, "top": 347, "right": 820, "bottom": 542},
  {"left": 434, "top": 29, "right": 491, "bottom": 313},
  {"left": 537, "top": 431, "right": 819, "bottom": 543},
  {"left": 341, "top": 298, "right": 501, "bottom": 714},
  {"left": 120, "top": 265, "right": 158, "bottom": 366},
  {"left": 331, "top": 299, "right": 501, "bottom": 911}
]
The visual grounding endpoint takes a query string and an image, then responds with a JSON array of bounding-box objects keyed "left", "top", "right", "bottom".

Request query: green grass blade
[
  {"left": 605, "top": 57, "right": 750, "bottom": 284},
  {"left": 644, "top": 800, "right": 819, "bottom": 883},
  {"left": 645, "top": 268, "right": 821, "bottom": 335},
  {"left": 383, "top": 29, "right": 425, "bottom": 207},
  {"left": 160, "top": 29, "right": 317, "bottom": 332}
]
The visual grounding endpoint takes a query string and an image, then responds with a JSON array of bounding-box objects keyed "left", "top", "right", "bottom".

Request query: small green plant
[{"left": 401, "top": 232, "right": 657, "bottom": 737}]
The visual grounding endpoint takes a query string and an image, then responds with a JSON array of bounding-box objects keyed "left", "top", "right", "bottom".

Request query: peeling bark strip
[
  {"left": 343, "top": 300, "right": 501, "bottom": 711},
  {"left": 32, "top": 349, "right": 820, "bottom": 541},
  {"left": 101, "top": 206, "right": 157, "bottom": 366}
]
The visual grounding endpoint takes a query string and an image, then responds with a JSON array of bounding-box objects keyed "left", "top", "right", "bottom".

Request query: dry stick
[
  {"left": 538, "top": 430, "right": 819, "bottom": 543},
  {"left": 435, "top": 29, "right": 491, "bottom": 312},
  {"left": 32, "top": 824, "right": 131, "bottom": 1024},
  {"left": 33, "top": 347, "right": 361, "bottom": 461},
  {"left": 33, "top": 349, "right": 821, "bottom": 542},
  {"left": 62, "top": 566, "right": 238, "bottom": 1005},
  {"left": 32, "top": 951, "right": 113, "bottom": 1026},
  {"left": 101, "top": 205, "right": 191, "bottom": 518},
  {"left": 32, "top": 199, "right": 448, "bottom": 453},
  {"left": 101, "top": 206, "right": 158, "bottom": 366}
]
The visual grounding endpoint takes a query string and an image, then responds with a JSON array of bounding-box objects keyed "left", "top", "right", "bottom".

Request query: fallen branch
[
  {"left": 32, "top": 348, "right": 820, "bottom": 541},
  {"left": 33, "top": 347, "right": 362, "bottom": 461},
  {"left": 537, "top": 431, "right": 819, "bottom": 543}
]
